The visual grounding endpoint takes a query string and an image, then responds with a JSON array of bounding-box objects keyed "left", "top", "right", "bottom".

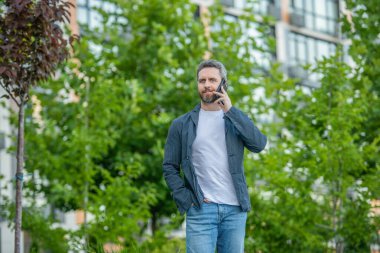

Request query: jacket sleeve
[
  {"left": 224, "top": 106, "right": 267, "bottom": 153},
  {"left": 162, "top": 119, "right": 192, "bottom": 215}
]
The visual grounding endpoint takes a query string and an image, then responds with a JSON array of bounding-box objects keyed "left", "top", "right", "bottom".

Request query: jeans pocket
[
  {"left": 187, "top": 202, "right": 201, "bottom": 215},
  {"left": 186, "top": 204, "right": 193, "bottom": 215}
]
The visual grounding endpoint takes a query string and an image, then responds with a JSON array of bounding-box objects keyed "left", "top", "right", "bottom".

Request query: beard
[{"left": 199, "top": 88, "right": 218, "bottom": 104}]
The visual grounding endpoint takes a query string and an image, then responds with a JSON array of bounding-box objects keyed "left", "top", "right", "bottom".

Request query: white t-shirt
[{"left": 191, "top": 109, "right": 239, "bottom": 206}]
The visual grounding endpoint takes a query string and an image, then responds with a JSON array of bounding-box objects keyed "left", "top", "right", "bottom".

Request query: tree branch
[{"left": 0, "top": 82, "right": 21, "bottom": 107}]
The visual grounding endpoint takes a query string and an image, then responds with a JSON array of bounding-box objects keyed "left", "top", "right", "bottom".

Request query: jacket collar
[
  {"left": 190, "top": 103, "right": 229, "bottom": 134},
  {"left": 190, "top": 104, "right": 201, "bottom": 126}
]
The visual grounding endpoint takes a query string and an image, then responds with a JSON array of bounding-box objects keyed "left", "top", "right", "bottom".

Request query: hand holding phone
[{"left": 212, "top": 78, "right": 227, "bottom": 105}]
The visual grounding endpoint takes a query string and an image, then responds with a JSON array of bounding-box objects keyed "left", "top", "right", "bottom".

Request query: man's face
[{"left": 197, "top": 67, "right": 221, "bottom": 104}]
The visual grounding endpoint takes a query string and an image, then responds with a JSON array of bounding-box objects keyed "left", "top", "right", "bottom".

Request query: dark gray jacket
[{"left": 163, "top": 104, "right": 267, "bottom": 215}]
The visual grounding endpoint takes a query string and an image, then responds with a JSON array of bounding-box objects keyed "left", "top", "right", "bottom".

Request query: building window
[
  {"left": 288, "top": 32, "right": 336, "bottom": 81},
  {"left": 212, "top": 13, "right": 274, "bottom": 70},
  {"left": 252, "top": 0, "right": 280, "bottom": 16},
  {"left": 77, "top": 0, "right": 117, "bottom": 30},
  {"left": 290, "top": 0, "right": 339, "bottom": 36},
  {"left": 221, "top": 0, "right": 280, "bottom": 16},
  {"left": 239, "top": 20, "right": 275, "bottom": 69},
  {"left": 288, "top": 32, "right": 336, "bottom": 65},
  {"left": 220, "top": 0, "right": 243, "bottom": 9},
  {"left": 77, "top": 0, "right": 99, "bottom": 29}
]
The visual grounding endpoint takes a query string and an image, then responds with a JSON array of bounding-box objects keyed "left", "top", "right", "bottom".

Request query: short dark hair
[{"left": 196, "top": 59, "right": 227, "bottom": 81}]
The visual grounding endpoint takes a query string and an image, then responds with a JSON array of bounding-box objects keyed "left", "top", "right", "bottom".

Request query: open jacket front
[{"left": 163, "top": 104, "right": 267, "bottom": 215}]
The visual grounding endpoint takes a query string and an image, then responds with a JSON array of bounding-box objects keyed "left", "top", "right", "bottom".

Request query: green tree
[
  {"left": 343, "top": 0, "right": 380, "bottom": 145},
  {"left": 241, "top": 1, "right": 380, "bottom": 251},
  {"left": 244, "top": 51, "right": 378, "bottom": 252},
  {"left": 342, "top": 0, "right": 380, "bottom": 250},
  {"left": 18, "top": 0, "right": 277, "bottom": 250}
]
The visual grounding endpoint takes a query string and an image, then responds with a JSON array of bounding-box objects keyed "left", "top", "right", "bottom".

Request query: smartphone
[{"left": 212, "top": 78, "right": 228, "bottom": 104}]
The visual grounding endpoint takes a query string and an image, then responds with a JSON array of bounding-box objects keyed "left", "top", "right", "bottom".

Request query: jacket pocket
[
  {"left": 231, "top": 173, "right": 250, "bottom": 208},
  {"left": 173, "top": 187, "right": 192, "bottom": 215}
]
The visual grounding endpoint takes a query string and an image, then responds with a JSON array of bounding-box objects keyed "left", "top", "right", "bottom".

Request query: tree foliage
[
  {"left": 243, "top": 0, "right": 380, "bottom": 249},
  {"left": 20, "top": 0, "right": 273, "bottom": 250},
  {"left": 0, "top": 0, "right": 76, "bottom": 104},
  {"left": 0, "top": 1, "right": 76, "bottom": 252},
  {"left": 342, "top": 0, "right": 380, "bottom": 144},
  {"left": 245, "top": 51, "right": 378, "bottom": 252}
]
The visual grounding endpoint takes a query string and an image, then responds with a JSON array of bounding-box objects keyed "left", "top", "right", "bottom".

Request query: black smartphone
[{"left": 212, "top": 78, "right": 227, "bottom": 104}]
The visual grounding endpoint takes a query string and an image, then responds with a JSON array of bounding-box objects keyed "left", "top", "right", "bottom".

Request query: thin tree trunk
[
  {"left": 14, "top": 100, "right": 25, "bottom": 253},
  {"left": 335, "top": 160, "right": 344, "bottom": 253},
  {"left": 151, "top": 210, "right": 157, "bottom": 235},
  {"left": 83, "top": 80, "right": 90, "bottom": 246}
]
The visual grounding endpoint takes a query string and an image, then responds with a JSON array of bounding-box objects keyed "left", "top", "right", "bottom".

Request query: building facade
[{"left": 0, "top": 90, "right": 18, "bottom": 253}]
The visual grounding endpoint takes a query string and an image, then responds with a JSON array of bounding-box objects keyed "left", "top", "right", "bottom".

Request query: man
[{"left": 163, "top": 60, "right": 267, "bottom": 253}]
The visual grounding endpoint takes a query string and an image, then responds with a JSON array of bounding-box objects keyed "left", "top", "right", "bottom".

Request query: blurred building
[
  {"left": 0, "top": 90, "right": 17, "bottom": 253},
  {"left": 76, "top": 0, "right": 345, "bottom": 85}
]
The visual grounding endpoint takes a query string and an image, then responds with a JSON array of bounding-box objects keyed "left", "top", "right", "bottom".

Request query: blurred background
[{"left": 0, "top": 0, "right": 379, "bottom": 252}]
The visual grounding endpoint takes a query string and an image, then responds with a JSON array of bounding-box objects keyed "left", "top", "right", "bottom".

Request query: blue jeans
[{"left": 186, "top": 202, "right": 247, "bottom": 253}]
